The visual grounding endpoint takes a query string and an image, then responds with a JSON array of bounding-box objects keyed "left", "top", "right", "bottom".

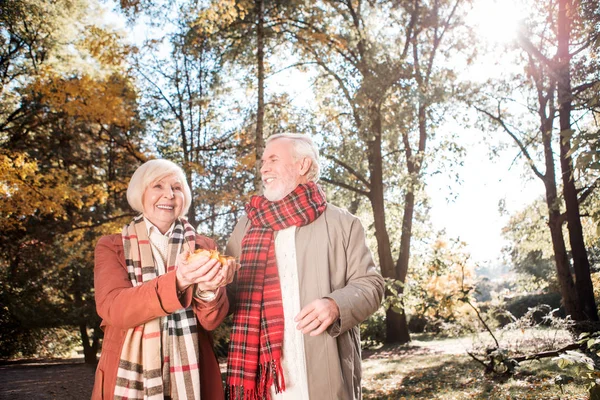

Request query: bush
[
  {"left": 212, "top": 315, "right": 232, "bottom": 358},
  {"left": 360, "top": 308, "right": 385, "bottom": 348},
  {"left": 0, "top": 322, "right": 80, "bottom": 360},
  {"left": 495, "top": 292, "right": 564, "bottom": 326}
]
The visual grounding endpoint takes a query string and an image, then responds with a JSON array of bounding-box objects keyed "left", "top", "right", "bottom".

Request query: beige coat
[{"left": 226, "top": 204, "right": 384, "bottom": 400}]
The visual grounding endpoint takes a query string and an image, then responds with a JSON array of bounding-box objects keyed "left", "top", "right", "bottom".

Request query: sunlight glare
[{"left": 468, "top": 0, "right": 526, "bottom": 44}]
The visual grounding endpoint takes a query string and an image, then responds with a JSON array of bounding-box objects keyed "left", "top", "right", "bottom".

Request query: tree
[
  {"left": 284, "top": 0, "right": 470, "bottom": 343},
  {"left": 0, "top": 0, "right": 145, "bottom": 362},
  {"left": 474, "top": 51, "right": 581, "bottom": 318},
  {"left": 554, "top": 0, "right": 598, "bottom": 321},
  {"left": 408, "top": 237, "right": 478, "bottom": 333},
  {"left": 254, "top": 0, "right": 266, "bottom": 190},
  {"left": 477, "top": 0, "right": 599, "bottom": 322}
]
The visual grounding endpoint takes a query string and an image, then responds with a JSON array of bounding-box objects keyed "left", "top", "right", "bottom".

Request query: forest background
[{"left": 1, "top": 0, "right": 600, "bottom": 396}]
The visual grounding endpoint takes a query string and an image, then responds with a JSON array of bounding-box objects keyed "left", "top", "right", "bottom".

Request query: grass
[{"left": 361, "top": 331, "right": 589, "bottom": 400}]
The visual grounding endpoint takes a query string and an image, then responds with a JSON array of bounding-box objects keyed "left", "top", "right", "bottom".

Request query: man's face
[{"left": 260, "top": 139, "right": 309, "bottom": 201}]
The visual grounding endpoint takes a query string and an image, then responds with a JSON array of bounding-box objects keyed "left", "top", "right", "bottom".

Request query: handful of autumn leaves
[{"left": 187, "top": 248, "right": 236, "bottom": 266}]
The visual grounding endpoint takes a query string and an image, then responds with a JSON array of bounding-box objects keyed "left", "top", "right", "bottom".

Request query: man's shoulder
[
  {"left": 323, "top": 203, "right": 360, "bottom": 223},
  {"left": 234, "top": 215, "right": 250, "bottom": 225}
]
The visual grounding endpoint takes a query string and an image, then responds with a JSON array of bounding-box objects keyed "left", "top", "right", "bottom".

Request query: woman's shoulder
[{"left": 96, "top": 234, "right": 123, "bottom": 250}]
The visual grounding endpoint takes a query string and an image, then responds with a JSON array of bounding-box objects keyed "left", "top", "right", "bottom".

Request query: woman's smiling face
[{"left": 142, "top": 174, "right": 184, "bottom": 233}]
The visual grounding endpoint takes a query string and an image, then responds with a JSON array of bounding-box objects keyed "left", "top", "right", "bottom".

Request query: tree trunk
[
  {"left": 556, "top": 0, "right": 598, "bottom": 321},
  {"left": 178, "top": 108, "right": 196, "bottom": 226},
  {"left": 185, "top": 168, "right": 196, "bottom": 227},
  {"left": 536, "top": 76, "right": 582, "bottom": 320},
  {"left": 80, "top": 323, "right": 98, "bottom": 364},
  {"left": 397, "top": 189, "right": 415, "bottom": 286},
  {"left": 366, "top": 104, "right": 410, "bottom": 344},
  {"left": 388, "top": 187, "right": 416, "bottom": 344},
  {"left": 545, "top": 181, "right": 581, "bottom": 319},
  {"left": 385, "top": 307, "right": 410, "bottom": 344},
  {"left": 255, "top": 0, "right": 265, "bottom": 192}
]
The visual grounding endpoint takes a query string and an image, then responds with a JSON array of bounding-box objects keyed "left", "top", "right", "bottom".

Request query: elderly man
[{"left": 225, "top": 133, "right": 384, "bottom": 400}]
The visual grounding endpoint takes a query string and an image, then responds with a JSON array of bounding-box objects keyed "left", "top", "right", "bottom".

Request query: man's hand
[{"left": 295, "top": 297, "right": 340, "bottom": 336}]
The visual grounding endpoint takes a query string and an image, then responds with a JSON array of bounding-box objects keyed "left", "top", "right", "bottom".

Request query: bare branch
[
  {"left": 474, "top": 106, "right": 545, "bottom": 180},
  {"left": 323, "top": 153, "right": 371, "bottom": 188},
  {"left": 320, "top": 177, "right": 370, "bottom": 197}
]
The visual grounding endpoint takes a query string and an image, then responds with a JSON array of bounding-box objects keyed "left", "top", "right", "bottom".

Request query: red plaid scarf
[{"left": 226, "top": 182, "right": 327, "bottom": 400}]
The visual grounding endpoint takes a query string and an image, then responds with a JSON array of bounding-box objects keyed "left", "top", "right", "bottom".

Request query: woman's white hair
[
  {"left": 126, "top": 159, "right": 192, "bottom": 217},
  {"left": 266, "top": 133, "right": 321, "bottom": 182}
]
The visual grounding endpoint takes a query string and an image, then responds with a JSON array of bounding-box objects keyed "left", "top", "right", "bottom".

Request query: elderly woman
[{"left": 92, "top": 159, "right": 235, "bottom": 400}]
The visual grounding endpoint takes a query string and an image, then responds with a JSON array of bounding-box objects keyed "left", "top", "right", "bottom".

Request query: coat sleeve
[
  {"left": 325, "top": 217, "right": 385, "bottom": 337},
  {"left": 223, "top": 217, "right": 250, "bottom": 312},
  {"left": 94, "top": 235, "right": 185, "bottom": 330},
  {"left": 95, "top": 234, "right": 229, "bottom": 331},
  {"left": 190, "top": 234, "right": 229, "bottom": 331}
]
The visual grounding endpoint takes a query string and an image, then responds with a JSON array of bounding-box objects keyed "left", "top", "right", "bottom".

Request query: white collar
[{"left": 143, "top": 217, "right": 175, "bottom": 238}]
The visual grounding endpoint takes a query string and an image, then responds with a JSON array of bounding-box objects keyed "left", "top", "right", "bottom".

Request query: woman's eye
[
  {"left": 173, "top": 186, "right": 182, "bottom": 191},
  {"left": 154, "top": 183, "right": 162, "bottom": 189}
]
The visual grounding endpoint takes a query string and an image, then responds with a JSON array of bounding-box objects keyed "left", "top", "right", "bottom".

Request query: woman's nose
[{"left": 164, "top": 187, "right": 174, "bottom": 198}]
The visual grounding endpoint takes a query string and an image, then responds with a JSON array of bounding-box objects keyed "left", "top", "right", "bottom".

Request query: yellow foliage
[
  {"left": 409, "top": 237, "right": 478, "bottom": 323},
  {"left": 28, "top": 70, "right": 136, "bottom": 127},
  {"left": 80, "top": 25, "right": 133, "bottom": 71},
  {"left": 193, "top": 0, "right": 250, "bottom": 35},
  {"left": 0, "top": 150, "right": 111, "bottom": 232},
  {"left": 241, "top": 153, "right": 256, "bottom": 169}
]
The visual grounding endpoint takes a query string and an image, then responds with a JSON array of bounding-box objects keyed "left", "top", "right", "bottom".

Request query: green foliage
[
  {"left": 360, "top": 308, "right": 386, "bottom": 349},
  {"left": 554, "top": 331, "right": 600, "bottom": 399},
  {"left": 383, "top": 278, "right": 405, "bottom": 315},
  {"left": 501, "top": 199, "right": 559, "bottom": 292}
]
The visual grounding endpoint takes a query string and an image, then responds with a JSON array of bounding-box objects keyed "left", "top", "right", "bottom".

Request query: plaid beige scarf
[
  {"left": 226, "top": 182, "right": 327, "bottom": 400},
  {"left": 116, "top": 215, "right": 201, "bottom": 400}
]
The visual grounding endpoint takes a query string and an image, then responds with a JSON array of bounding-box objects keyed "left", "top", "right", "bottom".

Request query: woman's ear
[{"left": 299, "top": 157, "right": 312, "bottom": 176}]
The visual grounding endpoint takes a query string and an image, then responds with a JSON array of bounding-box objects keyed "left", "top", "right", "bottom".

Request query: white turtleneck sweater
[{"left": 270, "top": 226, "right": 310, "bottom": 400}]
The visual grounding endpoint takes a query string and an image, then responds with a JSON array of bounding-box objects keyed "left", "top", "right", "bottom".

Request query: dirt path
[
  {"left": 0, "top": 339, "right": 474, "bottom": 400},
  {"left": 0, "top": 358, "right": 95, "bottom": 400}
]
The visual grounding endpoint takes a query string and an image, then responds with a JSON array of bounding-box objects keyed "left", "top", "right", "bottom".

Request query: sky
[
  {"left": 426, "top": 0, "right": 539, "bottom": 267},
  {"left": 426, "top": 130, "right": 544, "bottom": 266}
]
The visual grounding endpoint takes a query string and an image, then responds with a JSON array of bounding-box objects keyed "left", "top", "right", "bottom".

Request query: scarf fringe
[
  {"left": 260, "top": 359, "right": 286, "bottom": 396},
  {"left": 227, "top": 359, "right": 286, "bottom": 400}
]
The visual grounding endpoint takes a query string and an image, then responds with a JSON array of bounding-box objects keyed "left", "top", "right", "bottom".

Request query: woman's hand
[
  {"left": 176, "top": 250, "right": 222, "bottom": 292},
  {"left": 222, "top": 258, "right": 240, "bottom": 284}
]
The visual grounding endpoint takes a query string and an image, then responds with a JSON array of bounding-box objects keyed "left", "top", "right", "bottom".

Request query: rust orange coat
[{"left": 91, "top": 233, "right": 227, "bottom": 400}]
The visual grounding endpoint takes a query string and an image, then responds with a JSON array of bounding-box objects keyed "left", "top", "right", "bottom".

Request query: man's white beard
[{"left": 263, "top": 182, "right": 297, "bottom": 202}]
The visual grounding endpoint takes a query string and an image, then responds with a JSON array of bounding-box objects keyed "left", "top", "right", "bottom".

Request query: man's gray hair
[{"left": 266, "top": 133, "right": 321, "bottom": 182}]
